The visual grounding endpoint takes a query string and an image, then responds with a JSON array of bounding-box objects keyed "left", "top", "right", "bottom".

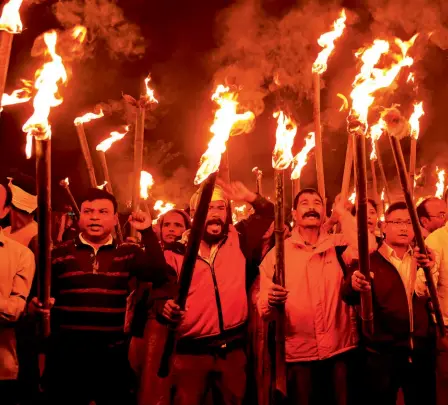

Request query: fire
[
  {"left": 140, "top": 170, "right": 154, "bottom": 200},
  {"left": 313, "top": 9, "right": 347, "bottom": 75},
  {"left": 0, "top": 0, "right": 24, "bottom": 34},
  {"left": 435, "top": 166, "right": 446, "bottom": 199},
  {"left": 350, "top": 35, "right": 417, "bottom": 129},
  {"left": 337, "top": 93, "right": 349, "bottom": 112},
  {"left": 154, "top": 200, "right": 175, "bottom": 219},
  {"left": 369, "top": 119, "right": 385, "bottom": 160},
  {"left": 1, "top": 80, "right": 32, "bottom": 109},
  {"left": 272, "top": 111, "right": 298, "bottom": 170},
  {"left": 74, "top": 108, "right": 105, "bottom": 126},
  {"left": 407, "top": 72, "right": 415, "bottom": 83},
  {"left": 97, "top": 181, "right": 108, "bottom": 190},
  {"left": 72, "top": 25, "right": 87, "bottom": 43},
  {"left": 381, "top": 188, "right": 385, "bottom": 202},
  {"left": 22, "top": 31, "right": 69, "bottom": 158},
  {"left": 232, "top": 203, "right": 249, "bottom": 224},
  {"left": 409, "top": 102, "right": 424, "bottom": 140},
  {"left": 61, "top": 177, "right": 69, "bottom": 186},
  {"left": 195, "top": 85, "right": 255, "bottom": 185},
  {"left": 291, "top": 132, "right": 315, "bottom": 180},
  {"left": 96, "top": 126, "right": 130, "bottom": 152},
  {"left": 414, "top": 166, "right": 424, "bottom": 189},
  {"left": 348, "top": 188, "right": 356, "bottom": 204},
  {"left": 144, "top": 75, "right": 158, "bottom": 104}
]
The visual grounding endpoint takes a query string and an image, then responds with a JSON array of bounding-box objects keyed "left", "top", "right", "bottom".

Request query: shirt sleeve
[
  {"left": 0, "top": 247, "right": 35, "bottom": 323},
  {"left": 425, "top": 232, "right": 444, "bottom": 288},
  {"left": 257, "top": 248, "right": 276, "bottom": 320}
]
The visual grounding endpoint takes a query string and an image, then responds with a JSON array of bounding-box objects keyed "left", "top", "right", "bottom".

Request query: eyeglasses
[
  {"left": 385, "top": 220, "right": 412, "bottom": 227},
  {"left": 428, "top": 213, "right": 447, "bottom": 220}
]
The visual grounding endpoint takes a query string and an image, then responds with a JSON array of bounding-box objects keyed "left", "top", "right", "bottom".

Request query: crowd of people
[{"left": 0, "top": 171, "right": 447, "bottom": 405}]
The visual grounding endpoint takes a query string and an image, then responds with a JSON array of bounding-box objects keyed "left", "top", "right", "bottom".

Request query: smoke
[{"left": 52, "top": 0, "right": 146, "bottom": 59}]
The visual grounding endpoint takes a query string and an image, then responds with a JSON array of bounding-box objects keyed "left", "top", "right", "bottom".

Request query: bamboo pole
[
  {"left": 409, "top": 137, "right": 417, "bottom": 197},
  {"left": 313, "top": 73, "right": 326, "bottom": 202},
  {"left": 98, "top": 151, "right": 123, "bottom": 243},
  {"left": 75, "top": 123, "right": 98, "bottom": 188},
  {"left": 0, "top": 31, "right": 13, "bottom": 105},
  {"left": 252, "top": 167, "right": 263, "bottom": 195},
  {"left": 59, "top": 180, "right": 80, "bottom": 217},
  {"left": 35, "top": 138, "right": 52, "bottom": 338},
  {"left": 352, "top": 129, "right": 374, "bottom": 336},
  {"left": 370, "top": 159, "right": 379, "bottom": 204},
  {"left": 131, "top": 106, "right": 145, "bottom": 237},
  {"left": 158, "top": 172, "right": 218, "bottom": 377},
  {"left": 341, "top": 132, "right": 354, "bottom": 200},
  {"left": 220, "top": 149, "right": 231, "bottom": 184},
  {"left": 273, "top": 169, "right": 287, "bottom": 399},
  {"left": 389, "top": 135, "right": 445, "bottom": 336},
  {"left": 375, "top": 140, "right": 391, "bottom": 204}
]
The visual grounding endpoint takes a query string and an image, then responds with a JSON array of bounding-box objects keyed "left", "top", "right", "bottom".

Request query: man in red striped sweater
[{"left": 36, "top": 188, "right": 176, "bottom": 405}]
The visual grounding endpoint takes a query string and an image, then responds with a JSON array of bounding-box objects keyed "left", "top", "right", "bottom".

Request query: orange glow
[
  {"left": 348, "top": 188, "right": 356, "bottom": 204},
  {"left": 313, "top": 9, "right": 347, "bottom": 74},
  {"left": 72, "top": 25, "right": 87, "bottom": 43},
  {"left": 195, "top": 85, "right": 255, "bottom": 185},
  {"left": 232, "top": 203, "right": 249, "bottom": 224},
  {"left": 0, "top": 0, "right": 23, "bottom": 34},
  {"left": 291, "top": 132, "right": 315, "bottom": 180},
  {"left": 96, "top": 126, "right": 130, "bottom": 152},
  {"left": 22, "top": 31, "right": 68, "bottom": 158},
  {"left": 272, "top": 111, "right": 298, "bottom": 170},
  {"left": 350, "top": 35, "right": 417, "bottom": 130},
  {"left": 407, "top": 72, "right": 415, "bottom": 83},
  {"left": 140, "top": 170, "right": 154, "bottom": 200},
  {"left": 409, "top": 102, "right": 424, "bottom": 140},
  {"left": 337, "top": 93, "right": 349, "bottom": 112},
  {"left": 369, "top": 118, "right": 385, "bottom": 160},
  {"left": 62, "top": 177, "right": 69, "bottom": 186},
  {"left": 144, "top": 75, "right": 158, "bottom": 103},
  {"left": 97, "top": 181, "right": 108, "bottom": 190},
  {"left": 1, "top": 80, "right": 32, "bottom": 109},
  {"left": 154, "top": 200, "right": 175, "bottom": 219},
  {"left": 74, "top": 108, "right": 105, "bottom": 126},
  {"left": 435, "top": 166, "right": 445, "bottom": 199},
  {"left": 414, "top": 166, "right": 424, "bottom": 189}
]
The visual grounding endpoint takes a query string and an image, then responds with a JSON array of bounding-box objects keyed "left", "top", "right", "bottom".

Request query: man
[
  {"left": 258, "top": 188, "right": 375, "bottom": 405},
  {"left": 417, "top": 197, "right": 447, "bottom": 238},
  {"left": 159, "top": 209, "right": 191, "bottom": 248},
  {"left": 160, "top": 181, "right": 274, "bottom": 405},
  {"left": 0, "top": 180, "right": 35, "bottom": 405},
  {"left": 344, "top": 201, "right": 437, "bottom": 405},
  {"left": 425, "top": 198, "right": 448, "bottom": 405},
  {"left": 36, "top": 188, "right": 176, "bottom": 405}
]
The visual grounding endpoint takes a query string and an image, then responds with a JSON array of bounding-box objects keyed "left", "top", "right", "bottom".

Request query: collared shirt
[
  {"left": 78, "top": 233, "right": 113, "bottom": 255},
  {"left": 0, "top": 228, "right": 35, "bottom": 379},
  {"left": 3, "top": 221, "right": 38, "bottom": 248}
]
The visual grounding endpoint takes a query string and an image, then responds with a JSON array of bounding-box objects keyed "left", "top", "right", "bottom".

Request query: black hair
[
  {"left": 0, "top": 180, "right": 12, "bottom": 208},
  {"left": 293, "top": 188, "right": 323, "bottom": 210},
  {"left": 80, "top": 188, "right": 118, "bottom": 213},
  {"left": 385, "top": 201, "right": 408, "bottom": 217},
  {"left": 350, "top": 198, "right": 378, "bottom": 216},
  {"left": 159, "top": 209, "right": 192, "bottom": 230}
]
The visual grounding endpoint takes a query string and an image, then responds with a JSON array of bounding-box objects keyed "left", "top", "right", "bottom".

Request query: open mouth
[
  {"left": 303, "top": 212, "right": 320, "bottom": 219},
  {"left": 88, "top": 224, "right": 102, "bottom": 231}
]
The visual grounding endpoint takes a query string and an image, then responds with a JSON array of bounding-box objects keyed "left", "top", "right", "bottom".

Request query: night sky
[{"left": 1, "top": 0, "right": 447, "bottom": 211}]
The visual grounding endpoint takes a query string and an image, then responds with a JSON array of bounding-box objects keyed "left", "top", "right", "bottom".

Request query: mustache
[
  {"left": 302, "top": 211, "right": 320, "bottom": 219},
  {"left": 206, "top": 218, "right": 225, "bottom": 227}
]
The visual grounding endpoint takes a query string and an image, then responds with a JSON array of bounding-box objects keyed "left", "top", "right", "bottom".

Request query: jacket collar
[
  {"left": 379, "top": 242, "right": 413, "bottom": 262},
  {"left": 289, "top": 227, "right": 334, "bottom": 253},
  {"left": 75, "top": 233, "right": 116, "bottom": 250}
]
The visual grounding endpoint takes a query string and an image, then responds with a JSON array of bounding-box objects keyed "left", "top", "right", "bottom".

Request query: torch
[
  {"left": 435, "top": 167, "right": 445, "bottom": 199},
  {"left": 312, "top": 9, "right": 347, "bottom": 203},
  {"left": 383, "top": 107, "right": 445, "bottom": 336},
  {"left": 130, "top": 76, "right": 158, "bottom": 238},
  {"left": 291, "top": 131, "right": 316, "bottom": 196},
  {"left": 1, "top": 79, "right": 31, "bottom": 111},
  {"left": 59, "top": 177, "right": 80, "bottom": 217},
  {"left": 74, "top": 109, "right": 104, "bottom": 188},
  {"left": 22, "top": 30, "right": 83, "bottom": 336},
  {"left": 408, "top": 102, "right": 424, "bottom": 197},
  {"left": 139, "top": 170, "right": 154, "bottom": 215},
  {"left": 252, "top": 167, "right": 263, "bottom": 195},
  {"left": 158, "top": 84, "right": 254, "bottom": 377},
  {"left": 0, "top": 0, "right": 23, "bottom": 104},
  {"left": 369, "top": 121, "right": 385, "bottom": 205}
]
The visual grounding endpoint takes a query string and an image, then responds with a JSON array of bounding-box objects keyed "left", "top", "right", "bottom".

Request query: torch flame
[
  {"left": 232, "top": 203, "right": 249, "bottom": 224},
  {"left": 60, "top": 177, "right": 69, "bottom": 187},
  {"left": 97, "top": 181, "right": 108, "bottom": 190},
  {"left": 96, "top": 126, "right": 130, "bottom": 152},
  {"left": 22, "top": 31, "right": 69, "bottom": 158},
  {"left": 140, "top": 170, "right": 154, "bottom": 200},
  {"left": 0, "top": 0, "right": 23, "bottom": 34},
  {"left": 350, "top": 35, "right": 417, "bottom": 129},
  {"left": 72, "top": 25, "right": 87, "bottom": 43},
  {"left": 1, "top": 80, "right": 32, "bottom": 109},
  {"left": 348, "top": 188, "right": 356, "bottom": 204},
  {"left": 194, "top": 85, "right": 255, "bottom": 185},
  {"left": 409, "top": 101, "right": 424, "bottom": 140},
  {"left": 407, "top": 72, "right": 415, "bottom": 83},
  {"left": 154, "top": 200, "right": 175, "bottom": 219},
  {"left": 381, "top": 188, "right": 385, "bottom": 202},
  {"left": 291, "top": 132, "right": 316, "bottom": 180},
  {"left": 312, "top": 9, "right": 347, "bottom": 74},
  {"left": 369, "top": 118, "right": 385, "bottom": 160},
  {"left": 144, "top": 75, "right": 158, "bottom": 104},
  {"left": 435, "top": 166, "right": 445, "bottom": 199},
  {"left": 74, "top": 108, "right": 105, "bottom": 126},
  {"left": 272, "top": 111, "right": 298, "bottom": 170}
]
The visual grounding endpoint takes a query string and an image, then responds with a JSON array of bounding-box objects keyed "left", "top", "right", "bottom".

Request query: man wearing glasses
[
  {"left": 417, "top": 197, "right": 447, "bottom": 238},
  {"left": 425, "top": 196, "right": 448, "bottom": 405},
  {"left": 343, "top": 201, "right": 438, "bottom": 405}
]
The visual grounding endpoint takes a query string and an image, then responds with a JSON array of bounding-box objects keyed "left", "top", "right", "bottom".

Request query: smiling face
[
  {"left": 161, "top": 211, "right": 187, "bottom": 244},
  {"left": 384, "top": 208, "right": 414, "bottom": 248},
  {"left": 293, "top": 192, "right": 324, "bottom": 229},
  {"left": 78, "top": 199, "right": 117, "bottom": 242}
]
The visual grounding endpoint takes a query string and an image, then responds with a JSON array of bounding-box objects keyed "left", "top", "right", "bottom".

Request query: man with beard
[
  {"left": 258, "top": 188, "right": 376, "bottom": 405},
  {"left": 35, "top": 188, "right": 176, "bottom": 405},
  {"left": 344, "top": 202, "right": 438, "bottom": 405},
  {"left": 159, "top": 181, "right": 274, "bottom": 405}
]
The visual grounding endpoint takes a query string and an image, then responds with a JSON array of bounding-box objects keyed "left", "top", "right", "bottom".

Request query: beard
[{"left": 203, "top": 218, "right": 228, "bottom": 245}]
